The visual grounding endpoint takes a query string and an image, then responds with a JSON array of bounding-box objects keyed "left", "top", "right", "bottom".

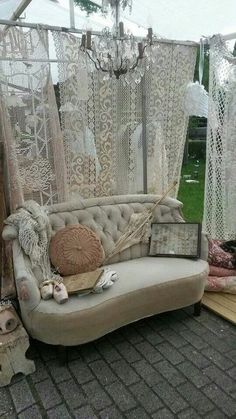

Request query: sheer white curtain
[{"left": 204, "top": 35, "right": 236, "bottom": 239}]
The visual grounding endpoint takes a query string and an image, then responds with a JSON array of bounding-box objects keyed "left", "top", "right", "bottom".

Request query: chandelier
[{"left": 80, "top": 0, "right": 155, "bottom": 83}]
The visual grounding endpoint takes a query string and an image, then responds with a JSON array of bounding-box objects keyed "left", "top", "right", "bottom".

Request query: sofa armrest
[
  {"left": 200, "top": 231, "right": 208, "bottom": 261},
  {"left": 12, "top": 240, "right": 41, "bottom": 312}
]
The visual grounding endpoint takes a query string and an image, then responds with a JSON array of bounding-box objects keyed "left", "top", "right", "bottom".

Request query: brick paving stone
[
  {"left": 74, "top": 405, "right": 98, "bottom": 418},
  {"left": 155, "top": 359, "right": 187, "bottom": 386},
  {"left": 18, "top": 404, "right": 43, "bottom": 419},
  {"left": 201, "top": 330, "right": 235, "bottom": 352},
  {"left": 115, "top": 341, "right": 142, "bottom": 363},
  {"left": 121, "top": 325, "right": 144, "bottom": 344},
  {"left": 204, "top": 410, "right": 228, "bottom": 419},
  {"left": 31, "top": 358, "right": 49, "bottom": 383},
  {"left": 135, "top": 341, "right": 163, "bottom": 364},
  {"left": 58, "top": 379, "right": 86, "bottom": 409},
  {"left": 153, "top": 380, "right": 188, "bottom": 414},
  {"left": 35, "top": 378, "right": 61, "bottom": 410},
  {"left": 146, "top": 316, "right": 169, "bottom": 332},
  {"left": 47, "top": 404, "right": 72, "bottom": 418},
  {"left": 132, "top": 359, "right": 163, "bottom": 387},
  {"left": 201, "top": 347, "right": 234, "bottom": 370},
  {"left": 225, "top": 349, "right": 236, "bottom": 362},
  {"left": 9, "top": 378, "right": 35, "bottom": 413},
  {"left": 129, "top": 381, "right": 163, "bottom": 414},
  {"left": 78, "top": 343, "right": 101, "bottom": 363},
  {"left": 46, "top": 359, "right": 72, "bottom": 383},
  {"left": 89, "top": 359, "right": 117, "bottom": 385},
  {"left": 4, "top": 307, "right": 236, "bottom": 419},
  {"left": 67, "top": 347, "right": 81, "bottom": 361},
  {"left": 159, "top": 329, "right": 187, "bottom": 348},
  {"left": 136, "top": 322, "right": 164, "bottom": 345},
  {"left": 177, "top": 408, "right": 201, "bottom": 419},
  {"left": 156, "top": 342, "right": 184, "bottom": 365},
  {"left": 0, "top": 387, "right": 15, "bottom": 417},
  {"left": 178, "top": 329, "right": 209, "bottom": 350},
  {"left": 203, "top": 384, "right": 236, "bottom": 417},
  {"left": 107, "top": 330, "right": 125, "bottom": 344},
  {"left": 82, "top": 379, "right": 112, "bottom": 411},
  {"left": 99, "top": 405, "right": 123, "bottom": 419},
  {"left": 179, "top": 345, "right": 211, "bottom": 369},
  {"left": 228, "top": 366, "right": 236, "bottom": 379},
  {"left": 126, "top": 406, "right": 150, "bottom": 419},
  {"left": 110, "top": 359, "right": 140, "bottom": 385},
  {"left": 37, "top": 343, "right": 57, "bottom": 361},
  {"left": 95, "top": 340, "right": 122, "bottom": 363},
  {"left": 152, "top": 408, "right": 175, "bottom": 419},
  {"left": 177, "top": 382, "right": 214, "bottom": 415},
  {"left": 69, "top": 359, "right": 94, "bottom": 384},
  {"left": 105, "top": 381, "right": 137, "bottom": 412},
  {"left": 203, "top": 365, "right": 236, "bottom": 394},
  {"left": 177, "top": 360, "right": 211, "bottom": 388}
]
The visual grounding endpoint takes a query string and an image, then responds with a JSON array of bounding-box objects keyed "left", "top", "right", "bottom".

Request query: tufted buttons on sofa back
[{"left": 48, "top": 195, "right": 184, "bottom": 264}]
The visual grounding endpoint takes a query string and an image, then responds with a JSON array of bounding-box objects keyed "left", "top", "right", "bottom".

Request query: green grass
[{"left": 177, "top": 160, "right": 205, "bottom": 222}]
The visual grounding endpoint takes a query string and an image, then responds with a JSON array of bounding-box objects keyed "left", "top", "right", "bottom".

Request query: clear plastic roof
[
  {"left": 0, "top": 0, "right": 23, "bottom": 19},
  {"left": 0, "top": 0, "right": 236, "bottom": 42}
]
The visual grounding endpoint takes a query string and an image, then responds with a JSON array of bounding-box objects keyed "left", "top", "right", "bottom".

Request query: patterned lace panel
[
  {"left": 203, "top": 35, "right": 236, "bottom": 239},
  {"left": 53, "top": 32, "right": 197, "bottom": 198},
  {"left": 0, "top": 27, "right": 68, "bottom": 209},
  {"left": 144, "top": 43, "right": 197, "bottom": 196},
  {"left": 0, "top": 28, "right": 197, "bottom": 207}
]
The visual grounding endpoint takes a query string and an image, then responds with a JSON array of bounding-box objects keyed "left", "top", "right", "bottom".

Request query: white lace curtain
[
  {"left": 0, "top": 26, "right": 197, "bottom": 210},
  {"left": 53, "top": 31, "right": 197, "bottom": 199},
  {"left": 0, "top": 27, "right": 68, "bottom": 211},
  {"left": 203, "top": 35, "right": 236, "bottom": 239}
]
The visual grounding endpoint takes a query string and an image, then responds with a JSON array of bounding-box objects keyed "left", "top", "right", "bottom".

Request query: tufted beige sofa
[{"left": 5, "top": 195, "right": 208, "bottom": 346}]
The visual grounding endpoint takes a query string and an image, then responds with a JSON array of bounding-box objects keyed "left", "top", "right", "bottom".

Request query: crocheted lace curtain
[
  {"left": 0, "top": 27, "right": 197, "bottom": 207},
  {"left": 53, "top": 31, "right": 197, "bottom": 198},
  {"left": 0, "top": 27, "right": 68, "bottom": 211},
  {"left": 203, "top": 35, "right": 236, "bottom": 239}
]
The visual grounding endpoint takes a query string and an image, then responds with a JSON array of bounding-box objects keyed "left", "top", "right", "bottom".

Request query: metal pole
[
  {"left": 9, "top": 0, "right": 32, "bottom": 21},
  {"left": 141, "top": 74, "right": 148, "bottom": 194},
  {"left": 0, "top": 57, "right": 75, "bottom": 63},
  {"left": 69, "top": 0, "right": 75, "bottom": 29},
  {"left": 0, "top": 19, "right": 199, "bottom": 46}
]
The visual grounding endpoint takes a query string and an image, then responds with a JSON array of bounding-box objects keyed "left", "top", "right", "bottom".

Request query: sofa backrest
[{"left": 47, "top": 195, "right": 184, "bottom": 264}]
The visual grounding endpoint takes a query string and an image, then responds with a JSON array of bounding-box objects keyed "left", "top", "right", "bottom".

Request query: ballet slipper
[
  {"left": 53, "top": 282, "right": 68, "bottom": 304},
  {"left": 40, "top": 281, "right": 53, "bottom": 300}
]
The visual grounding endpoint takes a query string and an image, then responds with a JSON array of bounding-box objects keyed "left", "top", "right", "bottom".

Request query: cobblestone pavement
[{"left": 1, "top": 306, "right": 236, "bottom": 418}]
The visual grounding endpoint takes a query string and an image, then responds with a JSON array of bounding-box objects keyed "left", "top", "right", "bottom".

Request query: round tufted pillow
[{"left": 49, "top": 225, "right": 105, "bottom": 275}]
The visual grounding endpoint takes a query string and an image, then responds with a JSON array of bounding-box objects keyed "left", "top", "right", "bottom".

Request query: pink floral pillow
[
  {"left": 208, "top": 239, "right": 235, "bottom": 269},
  {"left": 209, "top": 265, "right": 236, "bottom": 277},
  {"left": 206, "top": 276, "right": 236, "bottom": 293}
]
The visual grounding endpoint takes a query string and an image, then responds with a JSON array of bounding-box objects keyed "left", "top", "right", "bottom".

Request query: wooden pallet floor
[{"left": 202, "top": 292, "right": 236, "bottom": 325}]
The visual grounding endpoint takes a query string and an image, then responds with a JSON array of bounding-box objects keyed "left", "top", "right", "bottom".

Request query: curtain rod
[{"left": 0, "top": 19, "right": 199, "bottom": 47}]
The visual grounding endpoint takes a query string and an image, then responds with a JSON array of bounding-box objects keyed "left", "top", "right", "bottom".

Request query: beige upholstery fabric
[
  {"left": 48, "top": 195, "right": 184, "bottom": 265},
  {"left": 7, "top": 194, "right": 209, "bottom": 346},
  {"left": 23, "top": 257, "right": 208, "bottom": 345}
]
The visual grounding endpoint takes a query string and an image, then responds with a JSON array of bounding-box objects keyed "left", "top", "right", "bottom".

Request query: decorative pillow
[
  {"left": 208, "top": 239, "right": 236, "bottom": 269},
  {"left": 49, "top": 225, "right": 105, "bottom": 275},
  {"left": 209, "top": 265, "right": 236, "bottom": 277},
  {"left": 205, "top": 276, "right": 236, "bottom": 293}
]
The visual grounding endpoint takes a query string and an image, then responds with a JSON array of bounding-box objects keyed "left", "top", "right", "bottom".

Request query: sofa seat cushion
[{"left": 25, "top": 257, "right": 208, "bottom": 346}]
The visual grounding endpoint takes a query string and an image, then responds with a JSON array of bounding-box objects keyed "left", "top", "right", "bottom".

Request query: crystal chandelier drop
[{"left": 80, "top": 0, "right": 155, "bottom": 84}]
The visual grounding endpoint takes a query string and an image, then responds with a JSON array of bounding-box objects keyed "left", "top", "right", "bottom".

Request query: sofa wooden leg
[
  {"left": 194, "top": 300, "right": 202, "bottom": 317},
  {"left": 57, "top": 346, "right": 67, "bottom": 365}
]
